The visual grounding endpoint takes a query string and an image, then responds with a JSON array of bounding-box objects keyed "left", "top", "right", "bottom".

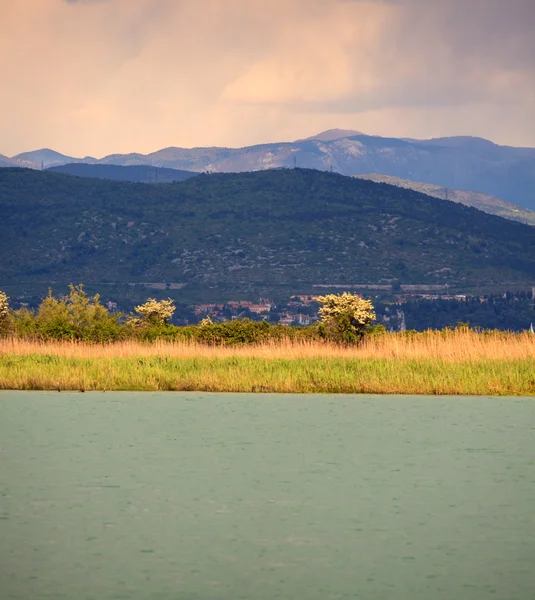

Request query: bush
[
  {"left": 317, "top": 292, "right": 376, "bottom": 343},
  {"left": 132, "top": 298, "right": 176, "bottom": 326},
  {"left": 2, "top": 285, "right": 379, "bottom": 346},
  {"left": 11, "top": 307, "right": 38, "bottom": 338},
  {"left": 0, "top": 290, "right": 11, "bottom": 335},
  {"left": 366, "top": 324, "right": 387, "bottom": 337},
  {"left": 127, "top": 319, "right": 321, "bottom": 346},
  {"left": 31, "top": 284, "right": 123, "bottom": 342},
  {"left": 192, "top": 319, "right": 278, "bottom": 345}
]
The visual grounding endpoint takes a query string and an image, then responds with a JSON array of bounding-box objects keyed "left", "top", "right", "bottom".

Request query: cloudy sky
[{"left": 1, "top": 0, "right": 534, "bottom": 157}]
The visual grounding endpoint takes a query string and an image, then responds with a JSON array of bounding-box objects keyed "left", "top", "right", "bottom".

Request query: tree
[
  {"left": 0, "top": 290, "right": 10, "bottom": 334},
  {"left": 133, "top": 298, "right": 176, "bottom": 325},
  {"left": 317, "top": 292, "right": 376, "bottom": 343},
  {"left": 34, "top": 284, "right": 122, "bottom": 341}
]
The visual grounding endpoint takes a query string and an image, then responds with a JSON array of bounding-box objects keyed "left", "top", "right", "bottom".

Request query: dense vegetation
[
  {"left": 2, "top": 167, "right": 535, "bottom": 306},
  {"left": 2, "top": 330, "right": 534, "bottom": 395},
  {"left": 2, "top": 286, "right": 533, "bottom": 395},
  {"left": 0, "top": 285, "right": 329, "bottom": 344}
]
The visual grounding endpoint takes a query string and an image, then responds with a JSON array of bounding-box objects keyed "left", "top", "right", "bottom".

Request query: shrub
[
  {"left": 12, "top": 307, "right": 38, "bottom": 338},
  {"left": 366, "top": 324, "right": 387, "bottom": 337},
  {"left": 181, "top": 319, "right": 320, "bottom": 346},
  {"left": 0, "top": 290, "right": 11, "bottom": 335},
  {"left": 199, "top": 319, "right": 275, "bottom": 345},
  {"left": 0, "top": 290, "right": 8, "bottom": 320},
  {"left": 132, "top": 298, "right": 176, "bottom": 326},
  {"left": 317, "top": 292, "right": 376, "bottom": 343},
  {"left": 34, "top": 284, "right": 123, "bottom": 342}
]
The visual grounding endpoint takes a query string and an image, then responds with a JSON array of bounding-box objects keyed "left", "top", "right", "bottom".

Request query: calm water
[{"left": 1, "top": 393, "right": 534, "bottom": 600}]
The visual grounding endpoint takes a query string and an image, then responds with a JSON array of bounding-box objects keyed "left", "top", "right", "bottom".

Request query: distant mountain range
[
  {"left": 3, "top": 129, "right": 535, "bottom": 210},
  {"left": 2, "top": 167, "right": 535, "bottom": 304}
]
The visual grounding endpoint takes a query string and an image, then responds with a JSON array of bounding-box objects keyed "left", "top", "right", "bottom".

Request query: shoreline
[{"left": 1, "top": 355, "right": 533, "bottom": 395}]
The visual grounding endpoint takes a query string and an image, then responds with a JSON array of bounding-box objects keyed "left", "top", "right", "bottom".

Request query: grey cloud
[
  {"left": 315, "top": 0, "right": 535, "bottom": 112},
  {"left": 1, "top": 0, "right": 534, "bottom": 156},
  {"left": 65, "top": 0, "right": 113, "bottom": 4}
]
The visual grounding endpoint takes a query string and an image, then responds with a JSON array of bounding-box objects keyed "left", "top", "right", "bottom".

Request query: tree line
[{"left": 0, "top": 286, "right": 377, "bottom": 345}]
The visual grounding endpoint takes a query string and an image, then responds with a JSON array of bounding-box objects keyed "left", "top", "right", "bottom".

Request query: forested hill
[{"left": 1, "top": 167, "right": 535, "bottom": 298}]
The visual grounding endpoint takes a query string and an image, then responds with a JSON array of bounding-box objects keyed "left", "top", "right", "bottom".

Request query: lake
[{"left": 1, "top": 392, "right": 534, "bottom": 600}]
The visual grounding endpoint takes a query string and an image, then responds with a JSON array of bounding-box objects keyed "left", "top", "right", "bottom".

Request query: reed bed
[
  {"left": 1, "top": 329, "right": 534, "bottom": 361},
  {"left": 1, "top": 331, "right": 534, "bottom": 395}
]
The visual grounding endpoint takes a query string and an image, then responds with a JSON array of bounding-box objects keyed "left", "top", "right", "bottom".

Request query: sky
[{"left": 1, "top": 0, "right": 535, "bottom": 157}]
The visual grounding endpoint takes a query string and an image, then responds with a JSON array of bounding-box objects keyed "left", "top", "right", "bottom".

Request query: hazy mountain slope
[
  {"left": 356, "top": 173, "right": 535, "bottom": 225},
  {"left": 11, "top": 149, "right": 97, "bottom": 169},
  {"left": 298, "top": 129, "right": 363, "bottom": 142},
  {"left": 413, "top": 136, "right": 535, "bottom": 159},
  {"left": 5, "top": 132, "right": 535, "bottom": 209},
  {"left": 1, "top": 168, "right": 535, "bottom": 300},
  {"left": 47, "top": 163, "right": 198, "bottom": 183}
]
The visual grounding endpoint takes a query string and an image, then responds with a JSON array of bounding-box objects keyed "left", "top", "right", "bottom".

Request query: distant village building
[
  {"left": 248, "top": 304, "right": 272, "bottom": 314},
  {"left": 194, "top": 303, "right": 217, "bottom": 315},
  {"left": 279, "top": 316, "right": 294, "bottom": 326}
]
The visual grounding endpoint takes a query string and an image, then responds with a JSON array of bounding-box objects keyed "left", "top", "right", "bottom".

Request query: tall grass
[
  {"left": 1, "top": 331, "right": 534, "bottom": 395},
  {"left": 1, "top": 329, "right": 534, "bottom": 361}
]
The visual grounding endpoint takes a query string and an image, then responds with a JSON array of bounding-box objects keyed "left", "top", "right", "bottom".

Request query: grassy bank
[
  {"left": 1, "top": 354, "right": 534, "bottom": 395},
  {"left": 1, "top": 331, "right": 534, "bottom": 395}
]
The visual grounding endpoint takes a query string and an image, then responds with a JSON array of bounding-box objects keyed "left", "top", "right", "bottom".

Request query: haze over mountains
[
  {"left": 47, "top": 164, "right": 197, "bottom": 184},
  {"left": 3, "top": 130, "right": 535, "bottom": 211}
]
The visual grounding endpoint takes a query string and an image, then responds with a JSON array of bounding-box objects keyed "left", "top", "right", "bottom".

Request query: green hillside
[{"left": 1, "top": 167, "right": 535, "bottom": 301}]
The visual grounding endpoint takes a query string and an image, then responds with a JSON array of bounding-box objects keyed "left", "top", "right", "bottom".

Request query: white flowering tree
[
  {"left": 133, "top": 298, "right": 176, "bottom": 325},
  {"left": 0, "top": 290, "right": 10, "bottom": 332},
  {"left": 317, "top": 292, "right": 376, "bottom": 343}
]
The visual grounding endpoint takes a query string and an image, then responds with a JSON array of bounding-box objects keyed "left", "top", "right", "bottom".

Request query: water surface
[{"left": 1, "top": 392, "right": 534, "bottom": 599}]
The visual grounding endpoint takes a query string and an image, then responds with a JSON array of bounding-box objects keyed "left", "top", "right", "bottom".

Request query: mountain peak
[
  {"left": 297, "top": 129, "right": 364, "bottom": 142},
  {"left": 13, "top": 148, "right": 73, "bottom": 160},
  {"left": 11, "top": 148, "right": 95, "bottom": 169}
]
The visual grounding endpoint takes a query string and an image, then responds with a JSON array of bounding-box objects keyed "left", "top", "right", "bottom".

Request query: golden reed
[{"left": 1, "top": 329, "right": 534, "bottom": 362}]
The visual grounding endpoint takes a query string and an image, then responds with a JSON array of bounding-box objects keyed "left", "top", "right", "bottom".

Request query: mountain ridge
[
  {"left": 47, "top": 163, "right": 198, "bottom": 183},
  {"left": 3, "top": 130, "right": 535, "bottom": 209},
  {"left": 297, "top": 128, "right": 364, "bottom": 142},
  {"left": 355, "top": 173, "right": 535, "bottom": 226},
  {"left": 33, "top": 163, "right": 535, "bottom": 225}
]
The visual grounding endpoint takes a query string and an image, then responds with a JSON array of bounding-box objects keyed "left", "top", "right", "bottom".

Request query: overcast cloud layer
[{"left": 1, "top": 0, "right": 534, "bottom": 156}]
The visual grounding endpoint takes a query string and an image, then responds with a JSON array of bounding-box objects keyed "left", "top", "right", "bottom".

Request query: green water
[{"left": 1, "top": 393, "right": 534, "bottom": 600}]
